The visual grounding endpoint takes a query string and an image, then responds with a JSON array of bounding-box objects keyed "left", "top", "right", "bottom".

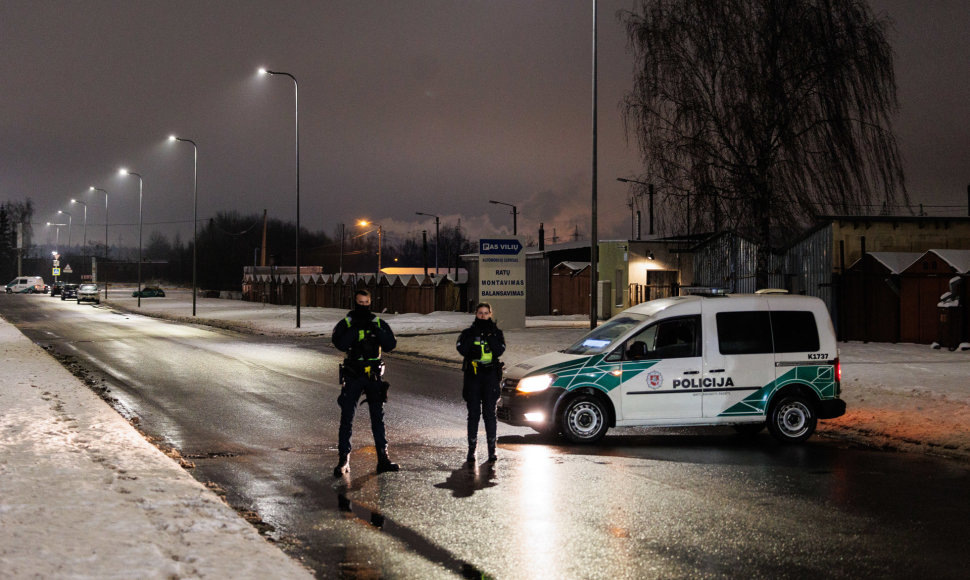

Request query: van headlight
[{"left": 517, "top": 374, "right": 554, "bottom": 393}]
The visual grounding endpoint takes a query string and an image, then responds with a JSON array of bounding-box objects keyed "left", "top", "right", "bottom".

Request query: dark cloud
[{"left": 1, "top": 1, "right": 967, "bottom": 254}]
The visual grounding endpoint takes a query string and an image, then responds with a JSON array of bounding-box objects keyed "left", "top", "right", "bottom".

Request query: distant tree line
[
  {"left": 181, "top": 213, "right": 473, "bottom": 289},
  {"left": 0, "top": 200, "right": 34, "bottom": 282},
  {"left": 2, "top": 197, "right": 476, "bottom": 290}
]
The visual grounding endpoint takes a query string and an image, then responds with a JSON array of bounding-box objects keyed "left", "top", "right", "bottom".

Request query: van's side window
[
  {"left": 716, "top": 311, "right": 772, "bottom": 354},
  {"left": 770, "top": 311, "right": 820, "bottom": 352},
  {"left": 626, "top": 316, "right": 700, "bottom": 360}
]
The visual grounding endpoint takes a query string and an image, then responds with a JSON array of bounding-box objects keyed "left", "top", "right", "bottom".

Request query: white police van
[
  {"left": 5, "top": 276, "right": 47, "bottom": 294},
  {"left": 497, "top": 293, "right": 845, "bottom": 444}
]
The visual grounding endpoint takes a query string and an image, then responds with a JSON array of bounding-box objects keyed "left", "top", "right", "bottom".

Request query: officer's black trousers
[
  {"left": 463, "top": 368, "right": 500, "bottom": 443},
  {"left": 338, "top": 375, "right": 387, "bottom": 456}
]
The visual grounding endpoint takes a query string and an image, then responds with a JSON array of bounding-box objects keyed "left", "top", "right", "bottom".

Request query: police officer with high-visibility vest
[
  {"left": 332, "top": 289, "right": 399, "bottom": 477},
  {"left": 456, "top": 302, "right": 506, "bottom": 463}
]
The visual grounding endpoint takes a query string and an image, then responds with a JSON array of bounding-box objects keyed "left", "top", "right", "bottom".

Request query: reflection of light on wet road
[{"left": 514, "top": 445, "right": 560, "bottom": 578}]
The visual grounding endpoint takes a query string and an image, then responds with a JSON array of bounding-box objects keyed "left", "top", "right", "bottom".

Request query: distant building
[{"left": 462, "top": 241, "right": 590, "bottom": 315}]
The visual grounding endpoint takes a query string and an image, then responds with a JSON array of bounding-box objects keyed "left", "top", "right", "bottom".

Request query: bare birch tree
[{"left": 621, "top": 0, "right": 908, "bottom": 285}]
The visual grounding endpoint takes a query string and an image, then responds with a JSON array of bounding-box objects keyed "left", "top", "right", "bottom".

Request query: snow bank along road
[{"left": 0, "top": 316, "right": 314, "bottom": 579}]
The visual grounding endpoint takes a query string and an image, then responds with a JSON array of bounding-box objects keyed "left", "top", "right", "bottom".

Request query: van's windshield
[{"left": 562, "top": 314, "right": 648, "bottom": 355}]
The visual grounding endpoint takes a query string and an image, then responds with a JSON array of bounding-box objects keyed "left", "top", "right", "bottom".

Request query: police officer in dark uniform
[
  {"left": 332, "top": 289, "right": 399, "bottom": 476},
  {"left": 456, "top": 302, "right": 506, "bottom": 463}
]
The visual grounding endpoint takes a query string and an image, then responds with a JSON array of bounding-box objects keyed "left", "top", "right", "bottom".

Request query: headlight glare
[{"left": 517, "top": 374, "right": 554, "bottom": 393}]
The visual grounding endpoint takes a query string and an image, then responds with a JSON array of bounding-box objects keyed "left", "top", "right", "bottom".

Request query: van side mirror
[{"left": 627, "top": 341, "right": 648, "bottom": 360}]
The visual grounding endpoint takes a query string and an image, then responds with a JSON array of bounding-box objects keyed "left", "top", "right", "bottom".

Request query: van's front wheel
[
  {"left": 768, "top": 394, "right": 816, "bottom": 443},
  {"left": 559, "top": 395, "right": 609, "bottom": 444}
]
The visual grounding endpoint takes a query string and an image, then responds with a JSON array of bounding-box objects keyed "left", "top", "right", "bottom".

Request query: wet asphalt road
[{"left": 4, "top": 294, "right": 970, "bottom": 579}]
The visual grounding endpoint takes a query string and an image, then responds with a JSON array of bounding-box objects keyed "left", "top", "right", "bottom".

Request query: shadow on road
[{"left": 434, "top": 461, "right": 498, "bottom": 498}]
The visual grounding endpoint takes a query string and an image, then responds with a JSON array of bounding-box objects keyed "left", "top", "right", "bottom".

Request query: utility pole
[
  {"left": 16, "top": 222, "right": 23, "bottom": 276},
  {"left": 422, "top": 230, "right": 428, "bottom": 276},
  {"left": 338, "top": 222, "right": 345, "bottom": 278},
  {"left": 616, "top": 178, "right": 655, "bottom": 237}
]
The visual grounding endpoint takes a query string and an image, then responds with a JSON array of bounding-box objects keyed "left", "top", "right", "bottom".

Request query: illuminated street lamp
[
  {"left": 258, "top": 66, "right": 302, "bottom": 328},
  {"left": 415, "top": 212, "right": 440, "bottom": 276},
  {"left": 46, "top": 222, "right": 67, "bottom": 249},
  {"left": 358, "top": 220, "right": 383, "bottom": 278},
  {"left": 488, "top": 200, "right": 518, "bottom": 235},
  {"left": 169, "top": 134, "right": 199, "bottom": 317},
  {"left": 57, "top": 210, "right": 73, "bottom": 248},
  {"left": 46, "top": 223, "right": 66, "bottom": 283},
  {"left": 70, "top": 198, "right": 88, "bottom": 252},
  {"left": 118, "top": 168, "right": 145, "bottom": 307}
]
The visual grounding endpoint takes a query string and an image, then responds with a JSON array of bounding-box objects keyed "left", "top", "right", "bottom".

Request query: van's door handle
[
  {"left": 683, "top": 370, "right": 700, "bottom": 375},
  {"left": 709, "top": 369, "right": 725, "bottom": 373}
]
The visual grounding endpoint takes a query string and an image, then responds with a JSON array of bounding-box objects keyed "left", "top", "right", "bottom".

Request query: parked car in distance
[
  {"left": 60, "top": 284, "right": 79, "bottom": 300},
  {"left": 132, "top": 286, "right": 165, "bottom": 298},
  {"left": 50, "top": 281, "right": 63, "bottom": 296},
  {"left": 77, "top": 283, "right": 100, "bottom": 304}
]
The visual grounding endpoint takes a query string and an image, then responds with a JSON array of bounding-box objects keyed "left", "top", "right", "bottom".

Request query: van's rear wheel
[
  {"left": 559, "top": 395, "right": 609, "bottom": 444},
  {"left": 768, "top": 394, "right": 816, "bottom": 443}
]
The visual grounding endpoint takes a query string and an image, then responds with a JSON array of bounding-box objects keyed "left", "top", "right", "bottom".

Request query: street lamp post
[
  {"left": 358, "top": 220, "right": 383, "bottom": 278},
  {"left": 488, "top": 200, "right": 518, "bottom": 235},
  {"left": 46, "top": 223, "right": 66, "bottom": 283},
  {"left": 70, "top": 199, "right": 88, "bottom": 253},
  {"left": 415, "top": 212, "right": 440, "bottom": 275},
  {"left": 119, "top": 169, "right": 144, "bottom": 307},
  {"left": 89, "top": 187, "right": 110, "bottom": 299},
  {"left": 89, "top": 187, "right": 109, "bottom": 258},
  {"left": 591, "top": 0, "right": 599, "bottom": 329},
  {"left": 169, "top": 135, "right": 199, "bottom": 317},
  {"left": 57, "top": 210, "right": 73, "bottom": 249},
  {"left": 259, "top": 67, "right": 302, "bottom": 328},
  {"left": 46, "top": 222, "right": 66, "bottom": 248}
]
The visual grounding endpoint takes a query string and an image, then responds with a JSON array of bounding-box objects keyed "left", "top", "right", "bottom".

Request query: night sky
[{"left": 2, "top": 1, "right": 968, "bottom": 253}]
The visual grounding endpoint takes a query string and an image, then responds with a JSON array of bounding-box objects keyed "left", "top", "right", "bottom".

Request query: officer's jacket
[
  {"left": 456, "top": 319, "right": 506, "bottom": 371},
  {"left": 332, "top": 309, "right": 397, "bottom": 364}
]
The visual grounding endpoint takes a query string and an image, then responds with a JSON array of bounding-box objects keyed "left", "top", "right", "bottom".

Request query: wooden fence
[{"left": 242, "top": 270, "right": 467, "bottom": 314}]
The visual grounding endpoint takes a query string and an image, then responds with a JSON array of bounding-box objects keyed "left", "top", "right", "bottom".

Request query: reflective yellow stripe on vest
[{"left": 474, "top": 339, "right": 492, "bottom": 364}]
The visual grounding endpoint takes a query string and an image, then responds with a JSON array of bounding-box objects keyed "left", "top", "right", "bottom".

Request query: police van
[
  {"left": 5, "top": 276, "right": 47, "bottom": 294},
  {"left": 497, "top": 293, "right": 845, "bottom": 444}
]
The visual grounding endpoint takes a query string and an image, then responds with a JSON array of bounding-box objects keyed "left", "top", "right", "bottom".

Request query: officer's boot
[
  {"left": 487, "top": 439, "right": 497, "bottom": 462},
  {"left": 333, "top": 453, "right": 350, "bottom": 477},
  {"left": 376, "top": 446, "right": 400, "bottom": 473},
  {"left": 466, "top": 438, "right": 477, "bottom": 463}
]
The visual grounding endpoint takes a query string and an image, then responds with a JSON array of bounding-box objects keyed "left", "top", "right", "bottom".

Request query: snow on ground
[
  {"left": 106, "top": 288, "right": 970, "bottom": 461},
  {"left": 823, "top": 341, "right": 970, "bottom": 456},
  {"left": 0, "top": 311, "right": 314, "bottom": 579}
]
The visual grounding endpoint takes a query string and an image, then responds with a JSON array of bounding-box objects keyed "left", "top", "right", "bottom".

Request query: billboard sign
[{"left": 479, "top": 236, "right": 526, "bottom": 329}]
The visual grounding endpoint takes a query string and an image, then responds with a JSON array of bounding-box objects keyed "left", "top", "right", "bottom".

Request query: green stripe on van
[
  {"left": 542, "top": 356, "right": 657, "bottom": 393},
  {"left": 718, "top": 365, "right": 837, "bottom": 417}
]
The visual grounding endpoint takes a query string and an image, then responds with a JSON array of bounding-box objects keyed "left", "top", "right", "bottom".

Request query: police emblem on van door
[{"left": 646, "top": 370, "right": 663, "bottom": 389}]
